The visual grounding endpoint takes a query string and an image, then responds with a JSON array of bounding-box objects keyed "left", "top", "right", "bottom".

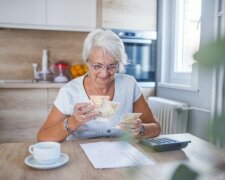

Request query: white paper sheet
[{"left": 80, "top": 141, "right": 155, "bottom": 169}]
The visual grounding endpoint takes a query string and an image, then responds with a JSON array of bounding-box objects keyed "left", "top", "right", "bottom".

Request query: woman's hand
[
  {"left": 119, "top": 118, "right": 143, "bottom": 137},
  {"left": 72, "top": 102, "right": 100, "bottom": 125}
]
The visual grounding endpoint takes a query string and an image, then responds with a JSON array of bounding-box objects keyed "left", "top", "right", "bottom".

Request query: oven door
[{"left": 122, "top": 38, "right": 156, "bottom": 82}]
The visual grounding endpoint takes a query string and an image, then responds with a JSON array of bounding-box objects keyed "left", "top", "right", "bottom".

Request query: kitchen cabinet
[
  {"left": 47, "top": 0, "right": 97, "bottom": 29},
  {"left": 102, "top": 0, "right": 157, "bottom": 31},
  {"left": 47, "top": 88, "right": 59, "bottom": 113},
  {"left": 0, "top": 0, "right": 100, "bottom": 32},
  {"left": 141, "top": 87, "right": 155, "bottom": 98},
  {"left": 0, "top": 88, "right": 59, "bottom": 143},
  {"left": 0, "top": 89, "right": 47, "bottom": 143},
  {"left": 0, "top": 0, "right": 46, "bottom": 26}
]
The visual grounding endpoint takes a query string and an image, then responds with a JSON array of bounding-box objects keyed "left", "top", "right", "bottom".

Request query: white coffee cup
[{"left": 29, "top": 142, "right": 61, "bottom": 165}]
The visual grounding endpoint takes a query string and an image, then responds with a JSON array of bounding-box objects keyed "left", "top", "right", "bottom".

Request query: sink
[{"left": 0, "top": 80, "right": 34, "bottom": 83}]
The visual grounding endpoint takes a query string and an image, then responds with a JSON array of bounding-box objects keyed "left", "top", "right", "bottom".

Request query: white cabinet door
[
  {"left": 0, "top": 0, "right": 45, "bottom": 26},
  {"left": 47, "top": 0, "right": 97, "bottom": 29},
  {"left": 0, "top": 0, "right": 98, "bottom": 31}
]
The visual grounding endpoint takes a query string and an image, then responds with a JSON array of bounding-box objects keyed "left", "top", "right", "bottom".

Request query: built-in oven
[{"left": 112, "top": 29, "right": 157, "bottom": 82}]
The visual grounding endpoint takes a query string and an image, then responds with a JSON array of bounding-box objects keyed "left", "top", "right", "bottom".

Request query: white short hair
[{"left": 82, "top": 29, "right": 128, "bottom": 73}]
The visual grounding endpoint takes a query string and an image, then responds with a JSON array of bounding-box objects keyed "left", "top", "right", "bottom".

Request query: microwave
[{"left": 112, "top": 29, "right": 157, "bottom": 82}]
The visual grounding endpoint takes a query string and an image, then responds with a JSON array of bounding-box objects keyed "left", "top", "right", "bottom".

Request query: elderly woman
[{"left": 37, "top": 29, "right": 160, "bottom": 142}]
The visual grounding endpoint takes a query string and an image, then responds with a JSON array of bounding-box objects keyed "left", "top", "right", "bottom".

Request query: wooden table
[{"left": 0, "top": 133, "right": 225, "bottom": 180}]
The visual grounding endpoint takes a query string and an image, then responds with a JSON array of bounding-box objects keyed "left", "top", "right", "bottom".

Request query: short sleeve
[
  {"left": 54, "top": 87, "right": 73, "bottom": 115},
  {"left": 133, "top": 79, "right": 142, "bottom": 102},
  {"left": 53, "top": 75, "right": 89, "bottom": 116}
]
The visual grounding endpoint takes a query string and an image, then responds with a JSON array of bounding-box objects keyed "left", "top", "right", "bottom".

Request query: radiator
[{"left": 148, "top": 97, "right": 188, "bottom": 134}]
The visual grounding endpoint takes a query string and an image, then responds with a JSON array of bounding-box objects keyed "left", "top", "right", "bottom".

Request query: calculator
[{"left": 139, "top": 137, "right": 191, "bottom": 152}]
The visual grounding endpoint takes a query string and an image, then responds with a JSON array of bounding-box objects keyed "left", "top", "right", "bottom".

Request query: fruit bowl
[{"left": 70, "top": 64, "right": 88, "bottom": 78}]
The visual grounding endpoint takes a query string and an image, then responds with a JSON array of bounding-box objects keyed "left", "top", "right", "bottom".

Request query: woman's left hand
[{"left": 119, "top": 118, "right": 143, "bottom": 136}]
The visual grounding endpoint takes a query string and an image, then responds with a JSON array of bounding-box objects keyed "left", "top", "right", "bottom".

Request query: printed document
[{"left": 80, "top": 141, "right": 155, "bottom": 169}]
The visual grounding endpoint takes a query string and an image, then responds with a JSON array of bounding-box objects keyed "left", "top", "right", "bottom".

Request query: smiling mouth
[
  {"left": 98, "top": 76, "right": 110, "bottom": 80},
  {"left": 99, "top": 78, "right": 109, "bottom": 81}
]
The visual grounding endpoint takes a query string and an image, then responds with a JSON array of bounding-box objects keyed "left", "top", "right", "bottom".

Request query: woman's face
[{"left": 87, "top": 47, "right": 118, "bottom": 86}]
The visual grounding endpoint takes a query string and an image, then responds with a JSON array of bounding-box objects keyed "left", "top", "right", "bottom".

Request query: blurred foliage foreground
[{"left": 172, "top": 38, "right": 225, "bottom": 180}]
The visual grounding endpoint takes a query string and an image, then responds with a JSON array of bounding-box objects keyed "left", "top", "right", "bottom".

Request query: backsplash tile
[{"left": 0, "top": 28, "right": 88, "bottom": 80}]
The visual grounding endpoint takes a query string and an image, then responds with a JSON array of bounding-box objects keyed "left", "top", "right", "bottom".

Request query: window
[{"left": 159, "top": 0, "right": 201, "bottom": 86}]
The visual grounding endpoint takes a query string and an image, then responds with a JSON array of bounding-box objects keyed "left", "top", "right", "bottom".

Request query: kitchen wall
[
  {"left": 0, "top": 0, "right": 157, "bottom": 81},
  {"left": 0, "top": 28, "right": 88, "bottom": 80},
  {"left": 102, "top": 0, "right": 157, "bottom": 31}
]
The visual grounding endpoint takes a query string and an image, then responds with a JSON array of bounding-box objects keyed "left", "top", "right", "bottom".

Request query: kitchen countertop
[
  {"left": 0, "top": 81, "right": 64, "bottom": 89},
  {"left": 0, "top": 80, "right": 155, "bottom": 89},
  {"left": 138, "top": 82, "right": 155, "bottom": 88}
]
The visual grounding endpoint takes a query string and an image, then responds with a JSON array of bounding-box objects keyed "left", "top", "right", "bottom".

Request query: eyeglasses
[{"left": 88, "top": 62, "right": 118, "bottom": 73}]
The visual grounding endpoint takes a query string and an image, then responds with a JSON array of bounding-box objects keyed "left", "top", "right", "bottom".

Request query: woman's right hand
[{"left": 72, "top": 102, "right": 100, "bottom": 125}]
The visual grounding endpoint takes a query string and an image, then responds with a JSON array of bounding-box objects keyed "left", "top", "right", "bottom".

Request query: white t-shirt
[{"left": 54, "top": 73, "right": 142, "bottom": 139}]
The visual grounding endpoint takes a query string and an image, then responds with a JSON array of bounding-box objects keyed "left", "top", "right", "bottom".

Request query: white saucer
[{"left": 24, "top": 153, "right": 69, "bottom": 170}]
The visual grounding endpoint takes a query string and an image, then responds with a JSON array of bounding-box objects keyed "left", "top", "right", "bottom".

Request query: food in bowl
[{"left": 70, "top": 64, "right": 88, "bottom": 78}]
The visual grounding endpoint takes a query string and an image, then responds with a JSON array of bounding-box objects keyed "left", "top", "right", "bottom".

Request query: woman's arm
[
  {"left": 37, "top": 102, "right": 100, "bottom": 142},
  {"left": 133, "top": 95, "right": 161, "bottom": 138},
  {"left": 37, "top": 106, "right": 75, "bottom": 142}
]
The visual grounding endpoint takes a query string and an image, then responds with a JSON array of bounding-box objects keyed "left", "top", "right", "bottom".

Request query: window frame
[{"left": 159, "top": 0, "right": 201, "bottom": 86}]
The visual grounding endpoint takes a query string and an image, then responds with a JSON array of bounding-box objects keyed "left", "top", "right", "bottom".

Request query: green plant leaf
[
  {"left": 211, "top": 115, "right": 225, "bottom": 141},
  {"left": 194, "top": 38, "right": 225, "bottom": 66},
  {"left": 171, "top": 164, "right": 199, "bottom": 180}
]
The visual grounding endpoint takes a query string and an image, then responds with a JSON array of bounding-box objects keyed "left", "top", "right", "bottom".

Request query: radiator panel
[{"left": 148, "top": 97, "right": 188, "bottom": 134}]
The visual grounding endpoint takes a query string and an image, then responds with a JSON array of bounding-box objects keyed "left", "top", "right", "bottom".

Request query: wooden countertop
[
  {"left": 0, "top": 82, "right": 65, "bottom": 88},
  {"left": 0, "top": 81, "right": 155, "bottom": 89}
]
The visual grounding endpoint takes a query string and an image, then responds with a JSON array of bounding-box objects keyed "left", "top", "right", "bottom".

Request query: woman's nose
[{"left": 99, "top": 67, "right": 109, "bottom": 76}]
